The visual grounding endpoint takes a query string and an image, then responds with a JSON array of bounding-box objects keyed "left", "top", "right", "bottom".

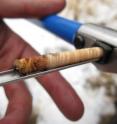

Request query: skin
[{"left": 0, "top": 0, "right": 84, "bottom": 123}]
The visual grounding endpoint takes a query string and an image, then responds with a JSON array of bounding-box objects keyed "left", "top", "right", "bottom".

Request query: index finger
[
  {"left": 22, "top": 44, "right": 84, "bottom": 121},
  {"left": 0, "top": 0, "right": 65, "bottom": 18}
]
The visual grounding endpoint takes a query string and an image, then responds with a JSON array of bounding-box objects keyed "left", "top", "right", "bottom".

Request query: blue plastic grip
[{"left": 41, "top": 15, "right": 82, "bottom": 44}]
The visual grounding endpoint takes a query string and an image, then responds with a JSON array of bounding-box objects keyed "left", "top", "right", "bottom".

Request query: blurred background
[{"left": 1, "top": 0, "right": 117, "bottom": 124}]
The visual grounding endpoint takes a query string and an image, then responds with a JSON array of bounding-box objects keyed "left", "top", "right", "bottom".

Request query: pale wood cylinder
[
  {"left": 14, "top": 47, "right": 104, "bottom": 74},
  {"left": 46, "top": 47, "right": 104, "bottom": 69}
]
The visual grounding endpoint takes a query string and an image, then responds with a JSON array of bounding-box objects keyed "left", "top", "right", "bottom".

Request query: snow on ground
[{"left": 0, "top": 0, "right": 117, "bottom": 124}]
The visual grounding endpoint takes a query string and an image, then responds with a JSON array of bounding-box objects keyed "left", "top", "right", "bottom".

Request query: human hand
[{"left": 0, "top": 0, "right": 84, "bottom": 123}]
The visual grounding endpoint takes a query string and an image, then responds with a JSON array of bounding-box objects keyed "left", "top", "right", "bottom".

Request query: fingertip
[
  {"left": 68, "top": 100, "right": 84, "bottom": 121},
  {"left": 57, "top": 0, "right": 66, "bottom": 12},
  {"left": 40, "top": 0, "right": 66, "bottom": 16},
  {"left": 62, "top": 94, "right": 84, "bottom": 121},
  {"left": 25, "top": 0, "right": 66, "bottom": 17}
]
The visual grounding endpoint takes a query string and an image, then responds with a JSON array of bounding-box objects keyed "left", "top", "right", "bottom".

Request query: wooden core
[{"left": 14, "top": 47, "right": 104, "bottom": 75}]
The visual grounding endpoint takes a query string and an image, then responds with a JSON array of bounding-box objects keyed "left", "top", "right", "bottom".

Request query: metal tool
[
  {"left": 29, "top": 15, "right": 117, "bottom": 48},
  {"left": 0, "top": 15, "right": 116, "bottom": 85},
  {"left": 0, "top": 59, "right": 97, "bottom": 86},
  {"left": 29, "top": 15, "right": 116, "bottom": 67}
]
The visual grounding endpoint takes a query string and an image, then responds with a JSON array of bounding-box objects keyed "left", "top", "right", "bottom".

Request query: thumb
[{"left": 0, "top": 0, "right": 65, "bottom": 18}]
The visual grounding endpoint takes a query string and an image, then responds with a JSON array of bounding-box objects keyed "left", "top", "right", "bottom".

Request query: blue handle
[{"left": 41, "top": 15, "right": 82, "bottom": 45}]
